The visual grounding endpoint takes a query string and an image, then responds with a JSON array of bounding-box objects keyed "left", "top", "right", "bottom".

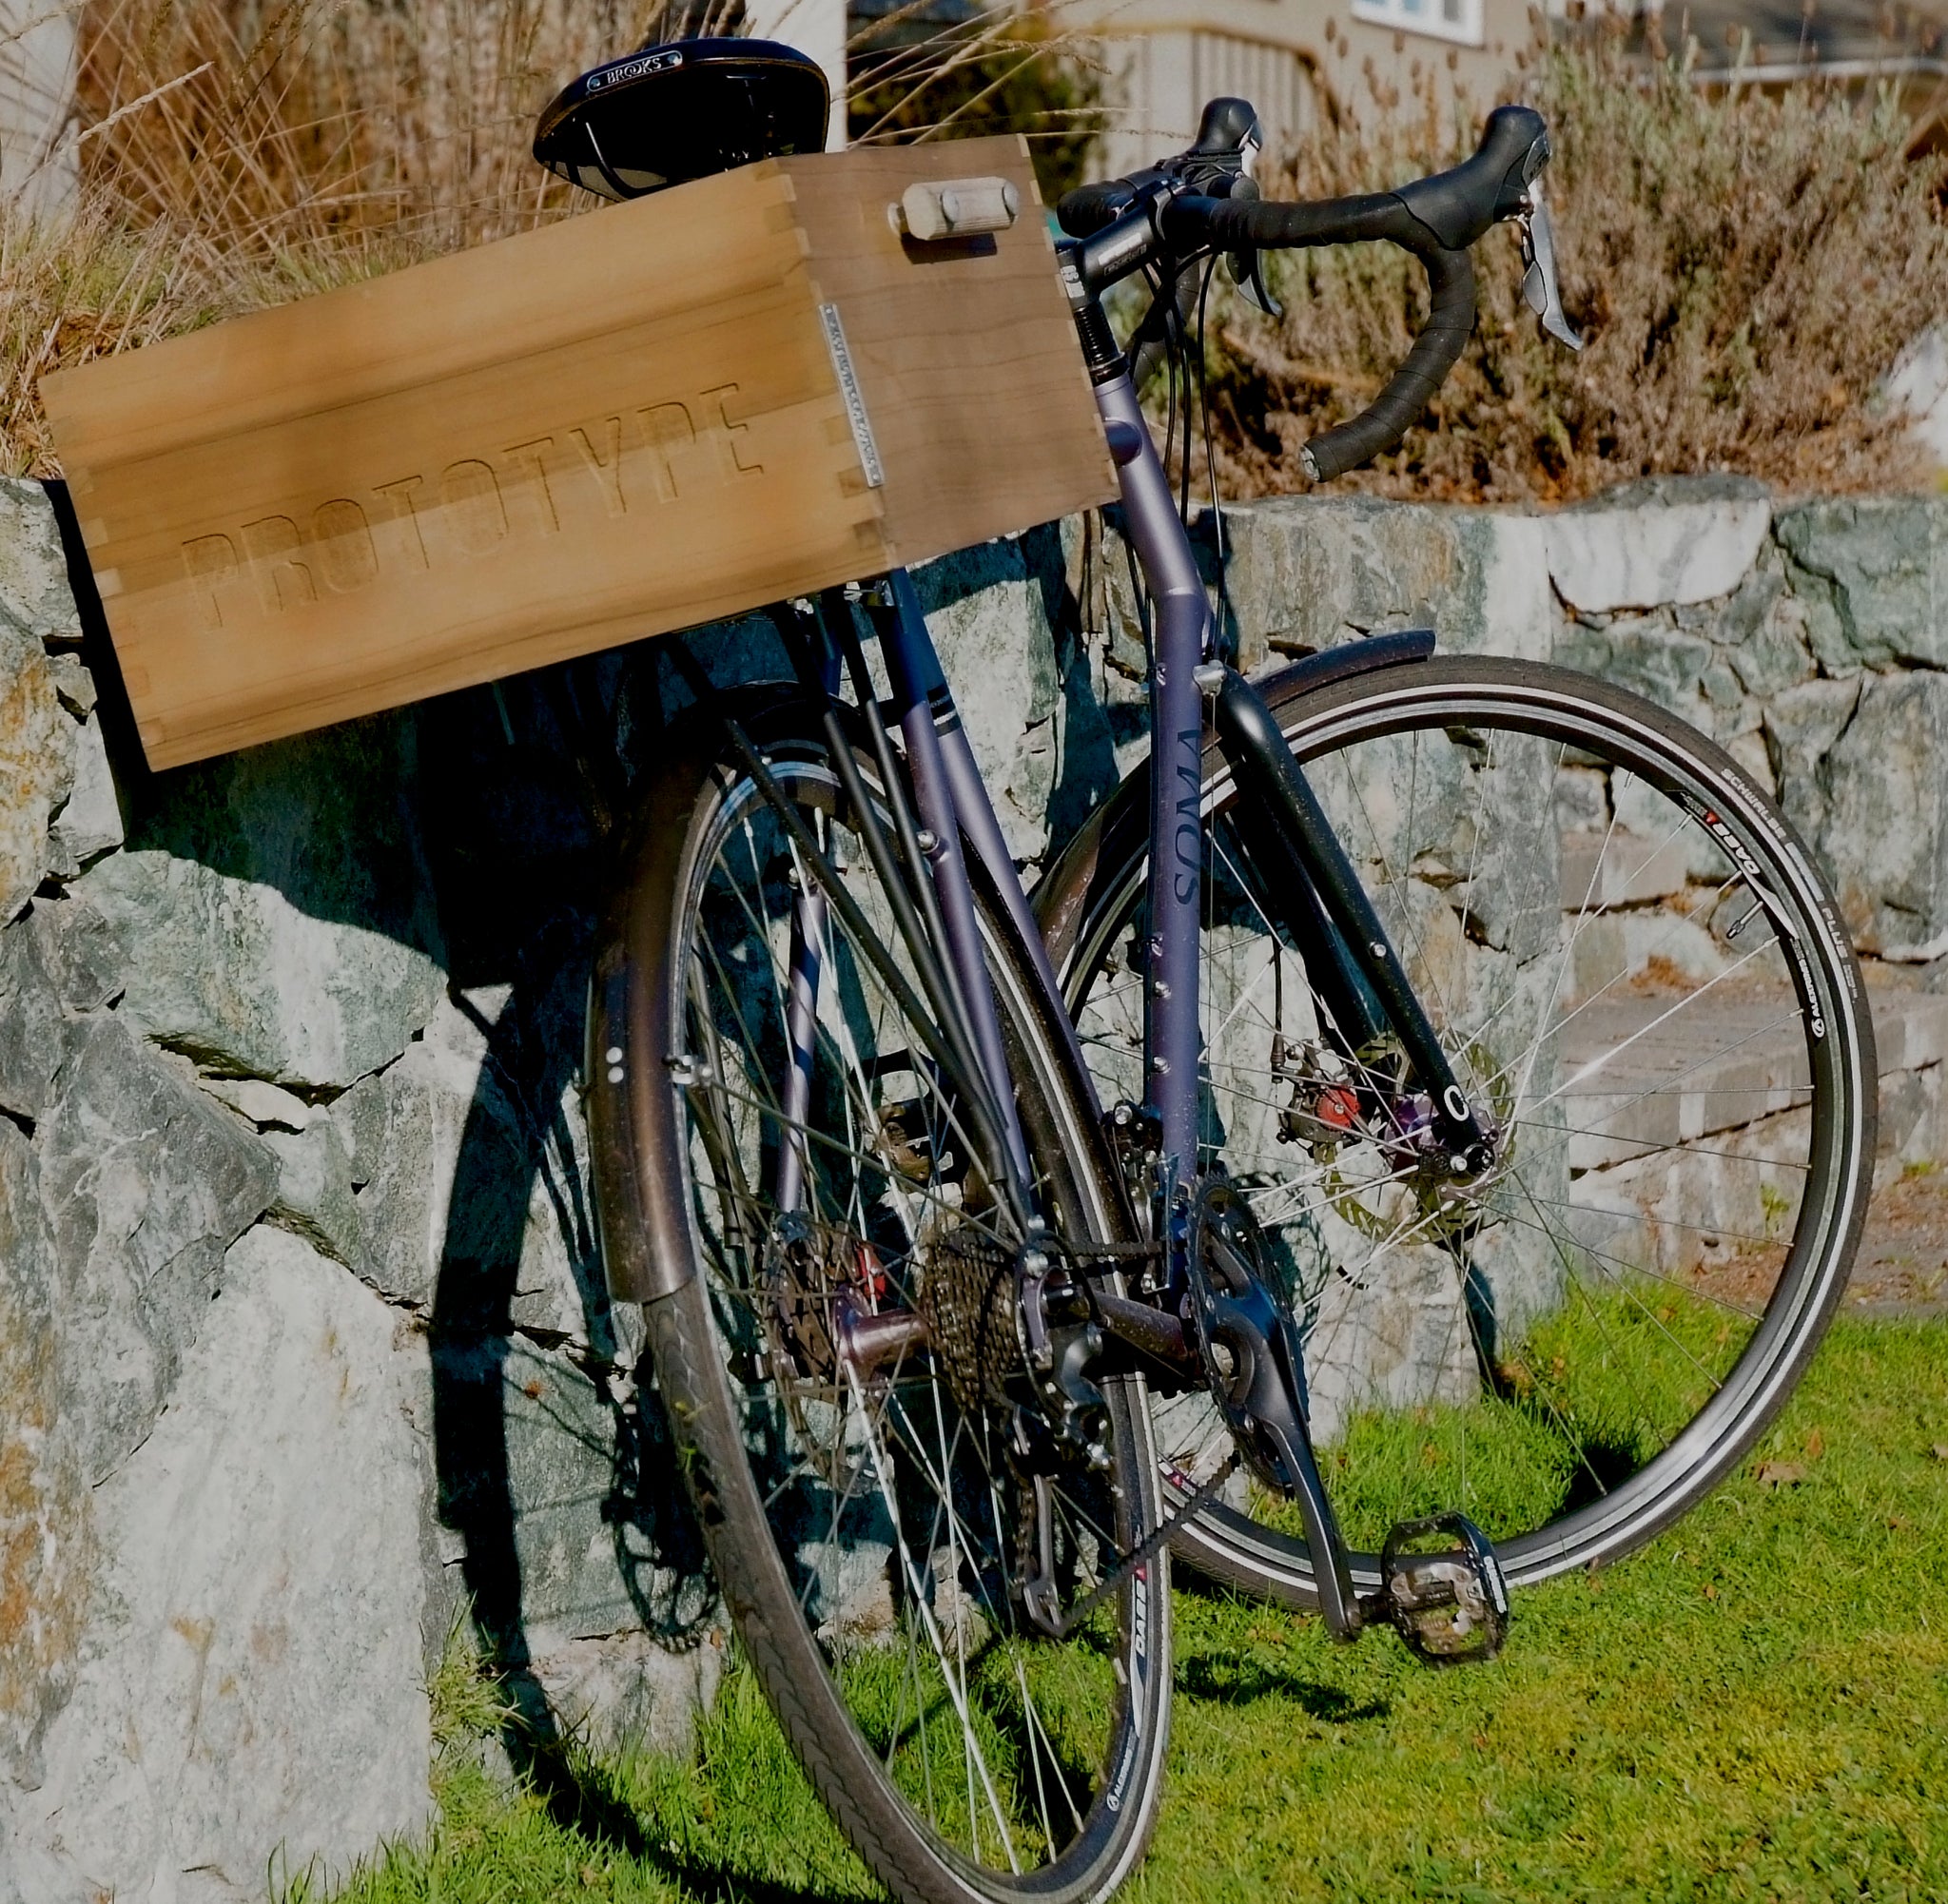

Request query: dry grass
[
  {"left": 1204, "top": 30, "right": 1948, "bottom": 503},
  {"left": 11, "top": 6, "right": 1942, "bottom": 499},
  {"left": 847, "top": 8, "right": 1105, "bottom": 201},
  {"left": 0, "top": 0, "right": 1101, "bottom": 476},
  {"left": 2, "top": 0, "right": 667, "bottom": 474}
]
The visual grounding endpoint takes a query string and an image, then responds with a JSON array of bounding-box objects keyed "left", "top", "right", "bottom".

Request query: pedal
[{"left": 1371, "top": 1512, "right": 1509, "bottom": 1667}]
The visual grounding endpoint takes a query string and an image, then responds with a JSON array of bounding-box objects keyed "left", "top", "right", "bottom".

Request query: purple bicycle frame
[{"left": 772, "top": 368, "right": 1204, "bottom": 1234}]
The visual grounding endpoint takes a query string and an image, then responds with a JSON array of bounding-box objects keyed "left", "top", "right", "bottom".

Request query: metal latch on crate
[{"left": 891, "top": 176, "right": 1021, "bottom": 242}]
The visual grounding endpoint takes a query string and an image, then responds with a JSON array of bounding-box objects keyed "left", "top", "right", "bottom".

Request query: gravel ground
[{"left": 1848, "top": 1165, "right": 1948, "bottom": 1314}]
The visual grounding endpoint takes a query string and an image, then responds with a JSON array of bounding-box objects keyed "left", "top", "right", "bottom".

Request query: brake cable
[{"left": 1191, "top": 253, "right": 1240, "bottom": 657}]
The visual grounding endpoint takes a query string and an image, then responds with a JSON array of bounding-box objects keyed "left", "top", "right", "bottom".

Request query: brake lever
[
  {"left": 1227, "top": 246, "right": 1282, "bottom": 320},
  {"left": 1217, "top": 169, "right": 1281, "bottom": 321},
  {"left": 1516, "top": 180, "right": 1582, "bottom": 351}
]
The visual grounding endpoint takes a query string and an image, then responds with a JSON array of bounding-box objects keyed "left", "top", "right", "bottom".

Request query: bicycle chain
[{"left": 1033, "top": 1449, "right": 1241, "bottom": 1641}]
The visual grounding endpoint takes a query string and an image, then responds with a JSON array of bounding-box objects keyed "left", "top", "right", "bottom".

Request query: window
[{"left": 1350, "top": 0, "right": 1486, "bottom": 49}]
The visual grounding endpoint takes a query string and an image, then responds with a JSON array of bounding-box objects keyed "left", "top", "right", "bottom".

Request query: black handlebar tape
[
  {"left": 1302, "top": 243, "right": 1474, "bottom": 479},
  {"left": 1159, "top": 190, "right": 1477, "bottom": 479},
  {"left": 1157, "top": 187, "right": 1426, "bottom": 253}
]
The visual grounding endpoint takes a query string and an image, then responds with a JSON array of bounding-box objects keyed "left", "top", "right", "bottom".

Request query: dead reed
[
  {"left": 2, "top": 0, "right": 655, "bottom": 474},
  {"left": 0, "top": 0, "right": 1100, "bottom": 476}
]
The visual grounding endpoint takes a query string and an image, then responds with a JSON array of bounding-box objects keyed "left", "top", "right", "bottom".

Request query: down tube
[{"left": 1098, "top": 371, "right": 1211, "bottom": 1176}]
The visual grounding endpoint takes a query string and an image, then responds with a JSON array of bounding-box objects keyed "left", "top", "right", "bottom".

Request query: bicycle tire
[
  {"left": 592, "top": 692, "right": 1172, "bottom": 1904},
  {"left": 1037, "top": 655, "right": 1875, "bottom": 1604}
]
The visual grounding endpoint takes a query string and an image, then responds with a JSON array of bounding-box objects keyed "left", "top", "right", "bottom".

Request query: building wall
[{"left": 1058, "top": 0, "right": 1540, "bottom": 178}]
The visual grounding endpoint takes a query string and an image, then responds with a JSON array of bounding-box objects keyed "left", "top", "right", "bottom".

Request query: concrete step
[{"left": 1554, "top": 982, "right": 1948, "bottom": 1172}]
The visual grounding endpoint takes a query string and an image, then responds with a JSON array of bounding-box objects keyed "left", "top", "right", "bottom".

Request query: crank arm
[
  {"left": 1184, "top": 1188, "right": 1364, "bottom": 1637},
  {"left": 1258, "top": 1364, "right": 1363, "bottom": 1640},
  {"left": 1198, "top": 1286, "right": 1363, "bottom": 1636}
]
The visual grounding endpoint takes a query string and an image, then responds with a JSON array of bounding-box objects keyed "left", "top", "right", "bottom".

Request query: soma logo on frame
[{"left": 175, "top": 382, "right": 765, "bottom": 631}]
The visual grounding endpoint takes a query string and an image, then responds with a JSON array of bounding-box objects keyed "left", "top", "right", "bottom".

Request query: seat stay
[{"left": 870, "top": 573, "right": 1035, "bottom": 1190}]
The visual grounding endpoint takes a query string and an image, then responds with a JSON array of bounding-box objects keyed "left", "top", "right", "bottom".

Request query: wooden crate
[{"left": 42, "top": 136, "right": 1113, "bottom": 769}]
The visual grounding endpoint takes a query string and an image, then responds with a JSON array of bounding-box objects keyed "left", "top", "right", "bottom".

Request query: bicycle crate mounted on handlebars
[{"left": 40, "top": 37, "right": 1115, "bottom": 771}]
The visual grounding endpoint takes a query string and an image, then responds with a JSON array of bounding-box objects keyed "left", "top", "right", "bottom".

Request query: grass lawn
[{"left": 310, "top": 1316, "right": 1948, "bottom": 1904}]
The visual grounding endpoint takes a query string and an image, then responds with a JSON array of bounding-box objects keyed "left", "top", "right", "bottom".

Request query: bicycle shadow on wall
[
  {"left": 413, "top": 657, "right": 718, "bottom": 1842},
  {"left": 398, "top": 661, "right": 850, "bottom": 1890},
  {"left": 55, "top": 490, "right": 1135, "bottom": 1881},
  {"left": 50, "top": 487, "right": 718, "bottom": 1861}
]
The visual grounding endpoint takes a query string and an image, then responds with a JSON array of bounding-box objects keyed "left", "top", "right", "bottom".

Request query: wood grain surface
[
  {"left": 43, "top": 140, "right": 1111, "bottom": 769},
  {"left": 783, "top": 137, "right": 1115, "bottom": 569}
]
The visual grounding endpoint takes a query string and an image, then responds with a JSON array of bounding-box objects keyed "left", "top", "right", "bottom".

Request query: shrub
[{"left": 1203, "top": 32, "right": 1948, "bottom": 502}]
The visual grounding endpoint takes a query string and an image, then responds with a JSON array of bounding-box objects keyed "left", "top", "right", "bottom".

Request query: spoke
[
  {"left": 703, "top": 1074, "right": 1021, "bottom": 1263},
  {"left": 1493, "top": 1194, "right": 1736, "bottom": 1398},
  {"left": 1337, "top": 737, "right": 1469, "bottom": 1050},
  {"left": 1531, "top": 1188, "right": 1798, "bottom": 1262},
  {"left": 1500, "top": 872, "right": 1749, "bottom": 1112},
  {"left": 1541, "top": 1120, "right": 1813, "bottom": 1173},
  {"left": 1484, "top": 1007, "right": 1812, "bottom": 1189},
  {"left": 846, "top": 1362, "right": 1022, "bottom": 1873},
  {"left": 1503, "top": 1171, "right": 1672, "bottom": 1468},
  {"left": 1499, "top": 1196, "right": 1776, "bottom": 1320}
]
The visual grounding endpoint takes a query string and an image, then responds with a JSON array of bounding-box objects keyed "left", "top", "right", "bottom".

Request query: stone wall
[
  {"left": 1202, "top": 478, "right": 1948, "bottom": 971},
  {"left": 3, "top": 472, "right": 1944, "bottom": 1897}
]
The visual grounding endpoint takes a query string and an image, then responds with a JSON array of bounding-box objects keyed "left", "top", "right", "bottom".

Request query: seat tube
[{"left": 1095, "top": 371, "right": 1210, "bottom": 1179}]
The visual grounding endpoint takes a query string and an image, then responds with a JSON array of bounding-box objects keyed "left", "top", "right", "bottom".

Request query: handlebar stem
[{"left": 1062, "top": 186, "right": 1185, "bottom": 301}]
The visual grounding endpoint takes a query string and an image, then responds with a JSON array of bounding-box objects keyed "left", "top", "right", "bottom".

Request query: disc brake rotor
[
  {"left": 760, "top": 1216, "right": 876, "bottom": 1489},
  {"left": 1277, "top": 1038, "right": 1511, "bottom": 1246}
]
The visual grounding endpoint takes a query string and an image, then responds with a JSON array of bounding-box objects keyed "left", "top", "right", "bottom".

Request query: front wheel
[
  {"left": 1041, "top": 656, "right": 1876, "bottom": 1605},
  {"left": 593, "top": 698, "right": 1172, "bottom": 1904}
]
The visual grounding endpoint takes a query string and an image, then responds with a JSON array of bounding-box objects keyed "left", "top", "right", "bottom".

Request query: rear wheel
[
  {"left": 1042, "top": 657, "right": 1875, "bottom": 1603},
  {"left": 597, "top": 700, "right": 1171, "bottom": 1904}
]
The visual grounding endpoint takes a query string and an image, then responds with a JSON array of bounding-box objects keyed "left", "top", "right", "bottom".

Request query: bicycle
[{"left": 572, "top": 57, "right": 1877, "bottom": 1904}]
